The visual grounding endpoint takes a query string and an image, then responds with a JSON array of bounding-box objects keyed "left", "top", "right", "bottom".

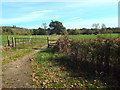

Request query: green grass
[
  {"left": 1, "top": 40, "right": 43, "bottom": 65},
  {"left": 68, "top": 33, "right": 119, "bottom": 39},
  {"left": 1, "top": 34, "right": 119, "bottom": 45},
  {"left": 32, "top": 48, "right": 106, "bottom": 88},
  {"left": 2, "top": 48, "right": 34, "bottom": 65},
  {"left": 1, "top": 35, "right": 60, "bottom": 65},
  {"left": 1, "top": 35, "right": 60, "bottom": 45}
]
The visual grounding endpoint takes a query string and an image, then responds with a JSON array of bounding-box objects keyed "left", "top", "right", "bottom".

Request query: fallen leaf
[{"left": 16, "top": 65, "right": 20, "bottom": 68}]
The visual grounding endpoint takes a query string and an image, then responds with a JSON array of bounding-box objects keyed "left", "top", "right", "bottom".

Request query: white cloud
[
  {"left": 64, "top": 17, "right": 118, "bottom": 29},
  {"left": 32, "top": 10, "right": 53, "bottom": 13},
  {"left": 1, "top": 10, "right": 54, "bottom": 25},
  {"left": 71, "top": 17, "right": 81, "bottom": 20},
  {"left": 2, "top": 0, "right": 119, "bottom": 2}
]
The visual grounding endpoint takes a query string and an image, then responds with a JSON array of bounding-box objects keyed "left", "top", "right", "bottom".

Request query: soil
[{"left": 2, "top": 45, "right": 47, "bottom": 88}]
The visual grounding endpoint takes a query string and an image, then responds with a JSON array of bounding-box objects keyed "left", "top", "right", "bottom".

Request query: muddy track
[{"left": 2, "top": 45, "right": 47, "bottom": 88}]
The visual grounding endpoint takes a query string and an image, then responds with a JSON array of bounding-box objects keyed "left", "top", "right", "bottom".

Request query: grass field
[
  {"left": 1, "top": 35, "right": 60, "bottom": 45},
  {"left": 68, "top": 33, "right": 119, "bottom": 39},
  {"left": 1, "top": 34, "right": 119, "bottom": 45},
  {"left": 1, "top": 35, "right": 60, "bottom": 65}
]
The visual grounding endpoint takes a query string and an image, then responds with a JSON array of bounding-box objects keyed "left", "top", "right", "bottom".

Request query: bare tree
[
  {"left": 101, "top": 24, "right": 106, "bottom": 29},
  {"left": 92, "top": 23, "right": 100, "bottom": 29},
  {"left": 42, "top": 23, "right": 47, "bottom": 30}
]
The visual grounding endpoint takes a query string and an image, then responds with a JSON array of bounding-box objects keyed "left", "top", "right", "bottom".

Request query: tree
[
  {"left": 42, "top": 23, "right": 47, "bottom": 30},
  {"left": 13, "top": 25, "right": 16, "bottom": 28},
  {"left": 74, "top": 29, "right": 80, "bottom": 35},
  {"left": 92, "top": 23, "right": 100, "bottom": 34},
  {"left": 101, "top": 24, "right": 106, "bottom": 29},
  {"left": 49, "top": 20, "right": 66, "bottom": 35},
  {"left": 33, "top": 27, "right": 47, "bottom": 35},
  {"left": 92, "top": 23, "right": 100, "bottom": 29},
  {"left": 38, "top": 27, "right": 47, "bottom": 35},
  {"left": 101, "top": 24, "right": 106, "bottom": 33}
]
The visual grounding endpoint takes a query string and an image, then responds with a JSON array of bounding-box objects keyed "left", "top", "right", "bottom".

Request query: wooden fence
[{"left": 6, "top": 36, "right": 57, "bottom": 48}]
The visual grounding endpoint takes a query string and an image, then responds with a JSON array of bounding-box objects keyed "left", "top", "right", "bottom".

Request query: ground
[{"left": 2, "top": 45, "right": 47, "bottom": 88}]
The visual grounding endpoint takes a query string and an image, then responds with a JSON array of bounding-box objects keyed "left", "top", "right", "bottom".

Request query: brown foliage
[{"left": 53, "top": 36, "right": 120, "bottom": 84}]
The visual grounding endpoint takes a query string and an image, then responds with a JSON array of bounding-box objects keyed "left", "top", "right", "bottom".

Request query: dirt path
[{"left": 2, "top": 45, "right": 47, "bottom": 88}]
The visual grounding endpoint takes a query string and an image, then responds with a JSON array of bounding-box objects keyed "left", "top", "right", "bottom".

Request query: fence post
[
  {"left": 15, "top": 38, "right": 17, "bottom": 46},
  {"left": 12, "top": 37, "right": 15, "bottom": 47},
  {"left": 7, "top": 36, "right": 10, "bottom": 46},
  {"left": 47, "top": 37, "right": 49, "bottom": 48},
  {"left": 19, "top": 36, "right": 20, "bottom": 43},
  {"left": 29, "top": 36, "right": 32, "bottom": 42}
]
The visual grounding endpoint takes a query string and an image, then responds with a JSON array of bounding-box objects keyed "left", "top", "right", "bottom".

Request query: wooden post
[
  {"left": 7, "top": 36, "right": 10, "bottom": 46},
  {"left": 29, "top": 36, "right": 32, "bottom": 42},
  {"left": 47, "top": 37, "right": 49, "bottom": 48},
  {"left": 12, "top": 37, "right": 15, "bottom": 47},
  {"left": 22, "top": 38, "right": 24, "bottom": 43},
  {"left": 15, "top": 38, "right": 17, "bottom": 46},
  {"left": 18, "top": 36, "right": 20, "bottom": 43},
  {"left": 24, "top": 38, "right": 25, "bottom": 43}
]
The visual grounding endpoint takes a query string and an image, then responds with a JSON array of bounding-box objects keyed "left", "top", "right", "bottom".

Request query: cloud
[
  {"left": 32, "top": 10, "right": 53, "bottom": 13},
  {"left": 64, "top": 17, "right": 118, "bottom": 29},
  {"left": 1, "top": 10, "right": 54, "bottom": 25},
  {"left": 2, "top": 0, "right": 119, "bottom": 2},
  {"left": 71, "top": 17, "right": 80, "bottom": 20}
]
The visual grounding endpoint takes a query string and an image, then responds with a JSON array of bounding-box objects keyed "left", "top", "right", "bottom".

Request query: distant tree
[
  {"left": 49, "top": 20, "right": 66, "bottom": 35},
  {"left": 92, "top": 23, "right": 100, "bottom": 29},
  {"left": 13, "top": 25, "right": 16, "bottom": 28},
  {"left": 81, "top": 28, "right": 87, "bottom": 30},
  {"left": 69, "top": 30, "right": 75, "bottom": 35},
  {"left": 74, "top": 29, "right": 80, "bottom": 35},
  {"left": 32, "top": 27, "right": 46, "bottom": 35},
  {"left": 92, "top": 23, "right": 100, "bottom": 34},
  {"left": 42, "top": 23, "right": 47, "bottom": 30},
  {"left": 62, "top": 28, "right": 68, "bottom": 35},
  {"left": 101, "top": 24, "right": 106, "bottom": 33},
  {"left": 38, "top": 27, "right": 46, "bottom": 35},
  {"left": 106, "top": 27, "right": 112, "bottom": 30},
  {"left": 101, "top": 24, "right": 106, "bottom": 29},
  {"left": 2, "top": 28, "right": 14, "bottom": 35}
]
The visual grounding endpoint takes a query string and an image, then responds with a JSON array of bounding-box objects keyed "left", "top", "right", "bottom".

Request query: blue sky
[{"left": 1, "top": 0, "right": 119, "bottom": 29}]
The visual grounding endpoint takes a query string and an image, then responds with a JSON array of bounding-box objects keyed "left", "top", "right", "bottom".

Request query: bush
[{"left": 53, "top": 36, "right": 120, "bottom": 85}]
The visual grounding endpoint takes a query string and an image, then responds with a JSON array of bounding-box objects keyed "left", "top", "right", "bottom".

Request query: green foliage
[
  {"left": 1, "top": 23, "right": 120, "bottom": 35},
  {"left": 1, "top": 26, "right": 33, "bottom": 35},
  {"left": 33, "top": 28, "right": 47, "bottom": 35},
  {"left": 67, "top": 28, "right": 120, "bottom": 35},
  {"left": 49, "top": 20, "right": 66, "bottom": 35}
]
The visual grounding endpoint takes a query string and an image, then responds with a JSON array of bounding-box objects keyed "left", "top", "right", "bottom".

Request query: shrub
[{"left": 53, "top": 36, "right": 120, "bottom": 85}]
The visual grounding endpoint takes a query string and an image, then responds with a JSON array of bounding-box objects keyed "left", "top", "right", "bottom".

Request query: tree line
[{"left": 1, "top": 20, "right": 120, "bottom": 35}]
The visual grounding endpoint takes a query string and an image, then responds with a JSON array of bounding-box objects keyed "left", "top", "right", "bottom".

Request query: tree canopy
[{"left": 49, "top": 20, "right": 66, "bottom": 35}]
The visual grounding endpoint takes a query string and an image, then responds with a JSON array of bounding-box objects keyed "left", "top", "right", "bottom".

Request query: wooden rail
[
  {"left": 47, "top": 37, "right": 57, "bottom": 48},
  {"left": 6, "top": 36, "right": 57, "bottom": 48}
]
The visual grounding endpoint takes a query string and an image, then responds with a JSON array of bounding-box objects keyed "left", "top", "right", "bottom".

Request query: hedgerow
[{"left": 53, "top": 36, "right": 120, "bottom": 86}]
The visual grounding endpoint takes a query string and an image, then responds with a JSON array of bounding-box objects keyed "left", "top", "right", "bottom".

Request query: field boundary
[{"left": 1, "top": 36, "right": 58, "bottom": 50}]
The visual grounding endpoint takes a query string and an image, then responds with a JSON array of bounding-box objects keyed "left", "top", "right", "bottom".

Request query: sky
[{"left": 1, "top": 0, "right": 119, "bottom": 29}]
